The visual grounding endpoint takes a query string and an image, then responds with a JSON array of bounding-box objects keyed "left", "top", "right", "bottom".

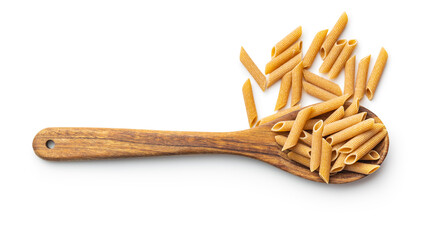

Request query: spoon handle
[{"left": 32, "top": 127, "right": 269, "bottom": 161}]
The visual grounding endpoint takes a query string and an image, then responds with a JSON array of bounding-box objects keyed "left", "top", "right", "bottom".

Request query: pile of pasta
[{"left": 240, "top": 12, "right": 388, "bottom": 183}]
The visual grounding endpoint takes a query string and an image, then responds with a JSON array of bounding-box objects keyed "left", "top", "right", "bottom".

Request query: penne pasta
[
  {"left": 319, "top": 139, "right": 332, "bottom": 183},
  {"left": 326, "top": 118, "right": 375, "bottom": 146},
  {"left": 274, "top": 72, "right": 292, "bottom": 111},
  {"left": 282, "top": 107, "right": 313, "bottom": 151},
  {"left": 331, "top": 153, "right": 347, "bottom": 173},
  {"left": 299, "top": 130, "right": 313, "bottom": 146},
  {"left": 322, "top": 112, "right": 367, "bottom": 136},
  {"left": 275, "top": 135, "right": 312, "bottom": 158},
  {"left": 344, "top": 55, "right": 356, "bottom": 98},
  {"left": 309, "top": 94, "right": 350, "bottom": 118},
  {"left": 302, "top": 29, "right": 328, "bottom": 68},
  {"left": 271, "top": 26, "right": 302, "bottom": 58},
  {"left": 291, "top": 61, "right": 303, "bottom": 107},
  {"left": 328, "top": 40, "right": 358, "bottom": 79},
  {"left": 354, "top": 55, "right": 371, "bottom": 101},
  {"left": 242, "top": 79, "right": 258, "bottom": 127},
  {"left": 266, "top": 41, "right": 302, "bottom": 74},
  {"left": 287, "top": 151, "right": 310, "bottom": 168},
  {"left": 320, "top": 12, "right": 348, "bottom": 59},
  {"left": 324, "top": 106, "right": 344, "bottom": 125},
  {"left": 310, "top": 120, "right": 323, "bottom": 172},
  {"left": 338, "top": 123, "right": 385, "bottom": 154},
  {"left": 256, "top": 104, "right": 301, "bottom": 126},
  {"left": 303, "top": 70, "right": 342, "bottom": 96},
  {"left": 302, "top": 81, "right": 338, "bottom": 101},
  {"left": 272, "top": 119, "right": 321, "bottom": 132},
  {"left": 331, "top": 141, "right": 345, "bottom": 162},
  {"left": 343, "top": 162, "right": 380, "bottom": 175},
  {"left": 366, "top": 47, "right": 388, "bottom": 100},
  {"left": 267, "top": 52, "right": 302, "bottom": 88},
  {"left": 319, "top": 39, "right": 347, "bottom": 73},
  {"left": 343, "top": 97, "right": 360, "bottom": 118},
  {"left": 240, "top": 47, "right": 267, "bottom": 91},
  {"left": 344, "top": 129, "right": 387, "bottom": 165},
  {"left": 361, "top": 150, "right": 380, "bottom": 161}
]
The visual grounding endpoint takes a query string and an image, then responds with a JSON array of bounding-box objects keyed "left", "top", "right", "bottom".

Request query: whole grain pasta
[
  {"left": 324, "top": 106, "right": 344, "bottom": 125},
  {"left": 303, "top": 81, "right": 338, "bottom": 101},
  {"left": 242, "top": 79, "right": 258, "bottom": 127},
  {"left": 326, "top": 118, "right": 375, "bottom": 145},
  {"left": 282, "top": 107, "right": 313, "bottom": 151},
  {"left": 320, "top": 12, "right": 348, "bottom": 59},
  {"left": 361, "top": 150, "right": 380, "bottom": 161},
  {"left": 338, "top": 123, "right": 385, "bottom": 154},
  {"left": 343, "top": 162, "right": 380, "bottom": 175},
  {"left": 291, "top": 61, "right": 303, "bottom": 106},
  {"left": 256, "top": 105, "right": 302, "bottom": 126},
  {"left": 310, "top": 120, "right": 323, "bottom": 172},
  {"left": 267, "top": 52, "right": 302, "bottom": 88},
  {"left": 266, "top": 41, "right": 302, "bottom": 74},
  {"left": 331, "top": 153, "right": 347, "bottom": 173},
  {"left": 287, "top": 151, "right": 311, "bottom": 168},
  {"left": 328, "top": 40, "right": 358, "bottom": 79},
  {"left": 319, "top": 39, "right": 347, "bottom": 73},
  {"left": 354, "top": 55, "right": 371, "bottom": 101},
  {"left": 240, "top": 47, "right": 267, "bottom": 91},
  {"left": 319, "top": 139, "right": 332, "bottom": 183},
  {"left": 343, "top": 97, "right": 360, "bottom": 118},
  {"left": 275, "top": 135, "right": 312, "bottom": 158},
  {"left": 302, "top": 29, "right": 328, "bottom": 68},
  {"left": 366, "top": 47, "right": 388, "bottom": 100},
  {"left": 271, "top": 26, "right": 302, "bottom": 58},
  {"left": 271, "top": 119, "right": 320, "bottom": 132},
  {"left": 274, "top": 72, "right": 292, "bottom": 111},
  {"left": 303, "top": 70, "right": 342, "bottom": 96},
  {"left": 322, "top": 112, "right": 367, "bottom": 136},
  {"left": 309, "top": 94, "right": 350, "bottom": 118},
  {"left": 299, "top": 130, "right": 313, "bottom": 146},
  {"left": 344, "top": 55, "right": 356, "bottom": 98}
]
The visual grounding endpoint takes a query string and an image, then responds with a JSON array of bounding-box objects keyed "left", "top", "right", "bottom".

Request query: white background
[{"left": 0, "top": 0, "right": 421, "bottom": 239}]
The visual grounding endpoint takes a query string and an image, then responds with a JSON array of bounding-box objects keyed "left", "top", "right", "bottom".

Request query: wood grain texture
[{"left": 33, "top": 103, "right": 388, "bottom": 184}]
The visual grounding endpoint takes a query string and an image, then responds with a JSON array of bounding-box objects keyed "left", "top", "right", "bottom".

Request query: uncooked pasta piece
[
  {"left": 343, "top": 97, "right": 360, "bottom": 118},
  {"left": 291, "top": 61, "right": 303, "bottom": 106},
  {"left": 343, "top": 162, "right": 380, "bottom": 175},
  {"left": 326, "top": 118, "right": 375, "bottom": 145},
  {"left": 287, "top": 152, "right": 310, "bottom": 168},
  {"left": 320, "top": 12, "right": 348, "bottom": 59},
  {"left": 324, "top": 106, "right": 344, "bottom": 125},
  {"left": 338, "top": 123, "right": 385, "bottom": 154},
  {"left": 274, "top": 72, "right": 292, "bottom": 111},
  {"left": 256, "top": 105, "right": 301, "bottom": 126},
  {"left": 271, "top": 119, "right": 320, "bottom": 132},
  {"left": 319, "top": 39, "right": 346, "bottom": 73},
  {"left": 309, "top": 94, "right": 350, "bottom": 118},
  {"left": 322, "top": 112, "right": 367, "bottom": 136},
  {"left": 331, "top": 141, "right": 345, "bottom": 162},
  {"left": 319, "top": 139, "right": 332, "bottom": 183},
  {"left": 267, "top": 52, "right": 302, "bottom": 88},
  {"left": 240, "top": 47, "right": 267, "bottom": 91},
  {"left": 328, "top": 40, "right": 358, "bottom": 79},
  {"left": 354, "top": 55, "right": 371, "bottom": 101},
  {"left": 271, "top": 26, "right": 302, "bottom": 58},
  {"left": 275, "top": 135, "right": 312, "bottom": 158},
  {"left": 331, "top": 153, "right": 347, "bottom": 173},
  {"left": 303, "top": 70, "right": 342, "bottom": 96},
  {"left": 303, "top": 81, "right": 338, "bottom": 101},
  {"left": 344, "top": 55, "right": 356, "bottom": 98},
  {"left": 242, "top": 79, "right": 258, "bottom": 127},
  {"left": 282, "top": 107, "right": 313, "bottom": 151},
  {"left": 266, "top": 41, "right": 302, "bottom": 74},
  {"left": 310, "top": 120, "right": 323, "bottom": 172},
  {"left": 366, "top": 47, "right": 388, "bottom": 100},
  {"left": 339, "top": 124, "right": 384, "bottom": 154},
  {"left": 299, "top": 131, "right": 313, "bottom": 146},
  {"left": 361, "top": 150, "right": 380, "bottom": 161},
  {"left": 302, "top": 29, "right": 328, "bottom": 68}
]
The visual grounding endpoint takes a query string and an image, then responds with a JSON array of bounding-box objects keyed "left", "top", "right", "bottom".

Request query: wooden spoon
[{"left": 32, "top": 104, "right": 388, "bottom": 184}]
